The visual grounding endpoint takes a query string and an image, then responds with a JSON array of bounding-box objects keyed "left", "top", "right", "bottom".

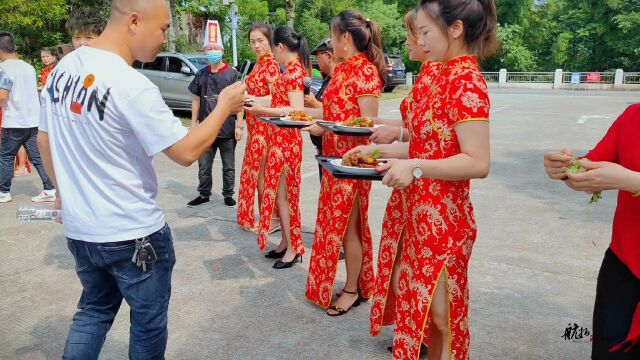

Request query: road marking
[{"left": 577, "top": 114, "right": 612, "bottom": 124}]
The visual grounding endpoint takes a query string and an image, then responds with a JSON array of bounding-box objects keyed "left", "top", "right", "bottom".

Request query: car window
[
  {"left": 167, "top": 57, "right": 188, "bottom": 73},
  {"left": 187, "top": 57, "right": 209, "bottom": 71},
  {"left": 143, "top": 57, "right": 165, "bottom": 71},
  {"left": 390, "top": 57, "right": 404, "bottom": 68}
]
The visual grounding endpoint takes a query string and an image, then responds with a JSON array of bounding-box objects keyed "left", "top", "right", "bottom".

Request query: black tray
[
  {"left": 316, "top": 121, "right": 374, "bottom": 136},
  {"left": 257, "top": 116, "right": 312, "bottom": 129},
  {"left": 316, "top": 156, "right": 384, "bottom": 181}
]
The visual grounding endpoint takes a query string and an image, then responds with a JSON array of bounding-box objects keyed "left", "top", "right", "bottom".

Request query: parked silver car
[{"left": 133, "top": 52, "right": 210, "bottom": 110}]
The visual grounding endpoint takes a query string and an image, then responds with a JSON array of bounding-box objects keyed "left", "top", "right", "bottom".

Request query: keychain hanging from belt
[{"left": 131, "top": 237, "right": 158, "bottom": 272}]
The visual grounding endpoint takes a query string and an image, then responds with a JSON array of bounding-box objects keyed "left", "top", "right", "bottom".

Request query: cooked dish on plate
[
  {"left": 341, "top": 150, "right": 381, "bottom": 168},
  {"left": 341, "top": 116, "right": 374, "bottom": 128},
  {"left": 289, "top": 110, "right": 313, "bottom": 122}
]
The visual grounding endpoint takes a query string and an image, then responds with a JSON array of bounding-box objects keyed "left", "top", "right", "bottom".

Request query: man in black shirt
[
  {"left": 305, "top": 38, "right": 336, "bottom": 180},
  {"left": 187, "top": 43, "right": 244, "bottom": 207}
]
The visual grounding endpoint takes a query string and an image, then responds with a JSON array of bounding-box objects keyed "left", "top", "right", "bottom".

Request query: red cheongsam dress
[
  {"left": 305, "top": 53, "right": 382, "bottom": 308},
  {"left": 237, "top": 52, "right": 280, "bottom": 229},
  {"left": 255, "top": 58, "right": 306, "bottom": 254},
  {"left": 370, "top": 61, "right": 442, "bottom": 336},
  {"left": 393, "top": 55, "right": 490, "bottom": 360}
]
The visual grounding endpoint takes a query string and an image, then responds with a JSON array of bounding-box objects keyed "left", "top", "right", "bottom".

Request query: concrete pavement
[{"left": 1, "top": 88, "right": 637, "bottom": 359}]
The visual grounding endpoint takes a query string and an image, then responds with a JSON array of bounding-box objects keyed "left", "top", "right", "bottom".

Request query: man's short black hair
[
  {"left": 0, "top": 31, "right": 16, "bottom": 54},
  {"left": 65, "top": 9, "right": 106, "bottom": 36}
]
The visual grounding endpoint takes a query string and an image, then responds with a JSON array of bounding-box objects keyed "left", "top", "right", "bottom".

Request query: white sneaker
[
  {"left": 32, "top": 189, "right": 56, "bottom": 202},
  {"left": 0, "top": 192, "right": 11, "bottom": 203}
]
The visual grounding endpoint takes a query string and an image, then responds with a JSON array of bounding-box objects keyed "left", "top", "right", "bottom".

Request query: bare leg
[
  {"left": 392, "top": 230, "right": 404, "bottom": 295},
  {"left": 15, "top": 146, "right": 27, "bottom": 174},
  {"left": 427, "top": 273, "right": 450, "bottom": 360},
  {"left": 327, "top": 198, "right": 363, "bottom": 315},
  {"left": 257, "top": 154, "right": 279, "bottom": 230},
  {"left": 275, "top": 169, "right": 294, "bottom": 257}
]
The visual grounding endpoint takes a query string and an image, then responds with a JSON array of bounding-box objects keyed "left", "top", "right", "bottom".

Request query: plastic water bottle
[{"left": 16, "top": 204, "right": 61, "bottom": 223}]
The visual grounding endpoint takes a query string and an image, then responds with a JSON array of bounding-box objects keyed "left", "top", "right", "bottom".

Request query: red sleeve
[
  {"left": 351, "top": 63, "right": 382, "bottom": 98},
  {"left": 446, "top": 70, "right": 490, "bottom": 127},
  {"left": 585, "top": 111, "right": 623, "bottom": 163},
  {"left": 283, "top": 63, "right": 305, "bottom": 92}
]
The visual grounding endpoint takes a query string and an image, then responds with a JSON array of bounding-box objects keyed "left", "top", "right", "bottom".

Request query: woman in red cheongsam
[
  {"left": 369, "top": 8, "right": 441, "bottom": 347},
  {"left": 237, "top": 23, "right": 281, "bottom": 232},
  {"left": 245, "top": 26, "right": 311, "bottom": 269},
  {"left": 349, "top": 1, "right": 498, "bottom": 358},
  {"left": 302, "top": 10, "right": 385, "bottom": 316}
]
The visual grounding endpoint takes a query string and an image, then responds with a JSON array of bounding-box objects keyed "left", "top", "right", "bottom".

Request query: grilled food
[
  {"left": 289, "top": 110, "right": 313, "bottom": 122},
  {"left": 342, "top": 150, "right": 381, "bottom": 168},
  {"left": 343, "top": 116, "right": 373, "bottom": 128}
]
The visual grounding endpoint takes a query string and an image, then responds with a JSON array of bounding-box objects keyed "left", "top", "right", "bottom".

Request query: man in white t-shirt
[
  {"left": 37, "top": 1, "right": 245, "bottom": 359},
  {"left": 0, "top": 31, "right": 56, "bottom": 203}
]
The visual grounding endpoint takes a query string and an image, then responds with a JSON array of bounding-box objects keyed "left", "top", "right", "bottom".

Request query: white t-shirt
[
  {"left": 0, "top": 59, "right": 40, "bottom": 128},
  {"left": 39, "top": 46, "right": 189, "bottom": 242}
]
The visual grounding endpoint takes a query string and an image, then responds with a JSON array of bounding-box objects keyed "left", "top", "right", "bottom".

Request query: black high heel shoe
[
  {"left": 273, "top": 253, "right": 302, "bottom": 269},
  {"left": 265, "top": 249, "right": 286, "bottom": 259},
  {"left": 326, "top": 289, "right": 361, "bottom": 316}
]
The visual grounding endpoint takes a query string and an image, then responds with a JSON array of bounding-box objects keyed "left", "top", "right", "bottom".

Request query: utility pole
[{"left": 223, "top": 0, "right": 239, "bottom": 66}]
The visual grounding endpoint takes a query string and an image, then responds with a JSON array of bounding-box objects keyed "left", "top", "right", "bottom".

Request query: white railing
[
  {"left": 507, "top": 72, "right": 555, "bottom": 83},
  {"left": 482, "top": 72, "right": 499, "bottom": 83},
  {"left": 405, "top": 69, "right": 639, "bottom": 89},
  {"left": 624, "top": 72, "right": 640, "bottom": 84}
]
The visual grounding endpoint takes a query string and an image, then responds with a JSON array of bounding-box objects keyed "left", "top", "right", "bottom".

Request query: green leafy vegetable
[{"left": 566, "top": 158, "right": 602, "bottom": 204}]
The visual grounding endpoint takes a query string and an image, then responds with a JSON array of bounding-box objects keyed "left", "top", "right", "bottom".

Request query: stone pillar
[
  {"left": 406, "top": 72, "right": 413, "bottom": 87},
  {"left": 614, "top": 69, "right": 624, "bottom": 89},
  {"left": 498, "top": 69, "right": 507, "bottom": 88},
  {"left": 553, "top": 69, "right": 563, "bottom": 89}
]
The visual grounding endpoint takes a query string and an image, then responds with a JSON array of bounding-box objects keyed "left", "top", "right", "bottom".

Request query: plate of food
[
  {"left": 332, "top": 117, "right": 379, "bottom": 135},
  {"left": 279, "top": 110, "right": 314, "bottom": 126},
  {"left": 329, "top": 150, "right": 385, "bottom": 176}
]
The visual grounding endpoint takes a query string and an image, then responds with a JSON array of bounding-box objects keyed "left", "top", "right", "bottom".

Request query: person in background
[
  {"left": 187, "top": 43, "right": 244, "bottom": 208},
  {"left": 305, "top": 38, "right": 336, "bottom": 180},
  {"left": 0, "top": 31, "right": 56, "bottom": 204},
  {"left": 40, "top": 47, "right": 58, "bottom": 86},
  {"left": 66, "top": 8, "right": 106, "bottom": 49}
]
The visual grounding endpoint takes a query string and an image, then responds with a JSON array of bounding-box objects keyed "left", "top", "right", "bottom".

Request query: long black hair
[
  {"left": 331, "top": 10, "right": 386, "bottom": 85},
  {"left": 273, "top": 26, "right": 311, "bottom": 76}
]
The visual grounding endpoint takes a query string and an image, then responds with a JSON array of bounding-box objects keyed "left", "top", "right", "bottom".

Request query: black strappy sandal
[
  {"left": 335, "top": 288, "right": 370, "bottom": 303},
  {"left": 327, "top": 289, "right": 362, "bottom": 317}
]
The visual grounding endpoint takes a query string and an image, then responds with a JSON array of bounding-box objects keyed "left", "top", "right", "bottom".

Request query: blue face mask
[{"left": 206, "top": 50, "right": 223, "bottom": 64}]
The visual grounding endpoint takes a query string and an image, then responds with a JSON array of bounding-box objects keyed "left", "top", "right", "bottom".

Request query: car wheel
[{"left": 384, "top": 86, "right": 396, "bottom": 93}]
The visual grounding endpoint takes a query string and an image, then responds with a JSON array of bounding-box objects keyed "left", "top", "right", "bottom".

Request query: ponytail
[
  {"left": 297, "top": 36, "right": 312, "bottom": 77},
  {"left": 273, "top": 26, "right": 312, "bottom": 76},
  {"left": 331, "top": 10, "right": 387, "bottom": 85},
  {"left": 364, "top": 19, "right": 387, "bottom": 86}
]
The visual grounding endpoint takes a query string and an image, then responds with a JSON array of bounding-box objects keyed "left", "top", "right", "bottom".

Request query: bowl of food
[{"left": 330, "top": 150, "right": 384, "bottom": 175}]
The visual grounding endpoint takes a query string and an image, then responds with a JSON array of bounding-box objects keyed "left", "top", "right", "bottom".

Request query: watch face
[{"left": 412, "top": 167, "right": 423, "bottom": 179}]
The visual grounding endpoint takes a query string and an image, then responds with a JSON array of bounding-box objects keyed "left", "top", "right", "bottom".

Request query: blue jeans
[
  {"left": 63, "top": 224, "right": 176, "bottom": 360},
  {"left": 0, "top": 127, "right": 54, "bottom": 193}
]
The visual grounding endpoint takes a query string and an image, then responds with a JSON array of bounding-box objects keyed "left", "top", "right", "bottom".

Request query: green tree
[{"left": 0, "top": 0, "right": 68, "bottom": 57}]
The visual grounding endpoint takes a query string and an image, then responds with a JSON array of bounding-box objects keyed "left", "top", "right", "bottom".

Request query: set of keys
[{"left": 131, "top": 237, "right": 158, "bottom": 272}]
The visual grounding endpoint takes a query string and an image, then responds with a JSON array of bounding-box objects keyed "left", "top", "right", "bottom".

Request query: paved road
[{"left": 1, "top": 88, "right": 637, "bottom": 359}]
